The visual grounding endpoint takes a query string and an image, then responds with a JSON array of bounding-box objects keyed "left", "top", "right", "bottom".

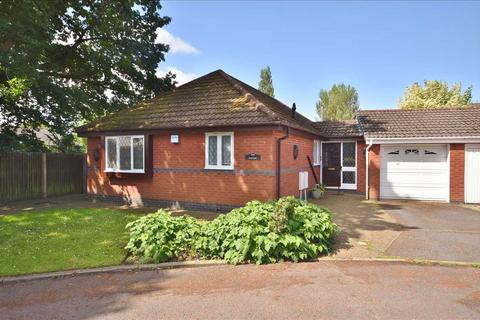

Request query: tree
[
  {"left": 258, "top": 66, "right": 274, "bottom": 97},
  {"left": 316, "top": 84, "right": 359, "bottom": 121},
  {"left": 398, "top": 80, "right": 472, "bottom": 109},
  {"left": 0, "top": 0, "right": 175, "bottom": 152}
]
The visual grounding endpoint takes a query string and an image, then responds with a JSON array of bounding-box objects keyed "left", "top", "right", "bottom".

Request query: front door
[
  {"left": 322, "top": 143, "right": 341, "bottom": 187},
  {"left": 321, "top": 142, "right": 357, "bottom": 190}
]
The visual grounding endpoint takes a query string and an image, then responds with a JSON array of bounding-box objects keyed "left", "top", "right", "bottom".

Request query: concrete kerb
[
  {"left": 2, "top": 257, "right": 479, "bottom": 285},
  {"left": 319, "top": 256, "right": 480, "bottom": 268},
  {"left": 0, "top": 260, "right": 227, "bottom": 285}
]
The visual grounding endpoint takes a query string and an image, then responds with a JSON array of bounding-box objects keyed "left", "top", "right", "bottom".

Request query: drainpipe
[
  {"left": 365, "top": 139, "right": 373, "bottom": 200},
  {"left": 276, "top": 126, "right": 289, "bottom": 199}
]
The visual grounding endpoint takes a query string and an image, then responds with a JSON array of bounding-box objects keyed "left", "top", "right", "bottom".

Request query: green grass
[{"left": 0, "top": 208, "right": 145, "bottom": 276}]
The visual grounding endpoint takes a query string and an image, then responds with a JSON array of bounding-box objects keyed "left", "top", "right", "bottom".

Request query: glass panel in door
[
  {"left": 342, "top": 142, "right": 356, "bottom": 167},
  {"left": 341, "top": 142, "right": 356, "bottom": 187}
]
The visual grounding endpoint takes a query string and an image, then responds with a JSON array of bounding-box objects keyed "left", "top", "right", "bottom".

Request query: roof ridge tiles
[
  {"left": 214, "top": 70, "right": 282, "bottom": 122},
  {"left": 359, "top": 103, "right": 480, "bottom": 113}
]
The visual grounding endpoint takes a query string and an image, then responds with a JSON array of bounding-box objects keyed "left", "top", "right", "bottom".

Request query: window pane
[
  {"left": 221, "top": 135, "right": 231, "bottom": 166},
  {"left": 314, "top": 141, "right": 320, "bottom": 164},
  {"left": 342, "top": 143, "right": 356, "bottom": 167},
  {"left": 342, "top": 171, "right": 356, "bottom": 184},
  {"left": 107, "top": 138, "right": 117, "bottom": 170},
  {"left": 133, "top": 137, "right": 144, "bottom": 170},
  {"left": 119, "top": 136, "right": 132, "bottom": 170},
  {"left": 208, "top": 136, "right": 217, "bottom": 165}
]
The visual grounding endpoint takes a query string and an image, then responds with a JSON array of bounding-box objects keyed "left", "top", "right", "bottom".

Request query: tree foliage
[
  {"left": 258, "top": 66, "right": 275, "bottom": 97},
  {"left": 316, "top": 84, "right": 359, "bottom": 121},
  {"left": 0, "top": 0, "right": 175, "bottom": 152},
  {"left": 398, "top": 80, "right": 472, "bottom": 109}
]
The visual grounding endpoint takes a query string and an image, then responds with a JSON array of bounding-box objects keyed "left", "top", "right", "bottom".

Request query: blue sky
[{"left": 156, "top": 1, "right": 480, "bottom": 120}]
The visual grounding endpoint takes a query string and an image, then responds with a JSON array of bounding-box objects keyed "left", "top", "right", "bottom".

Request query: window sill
[
  {"left": 204, "top": 167, "right": 234, "bottom": 171},
  {"left": 105, "top": 170, "right": 145, "bottom": 174}
]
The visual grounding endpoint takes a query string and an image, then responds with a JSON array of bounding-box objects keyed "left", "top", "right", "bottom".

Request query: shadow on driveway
[{"left": 312, "top": 192, "right": 415, "bottom": 258}]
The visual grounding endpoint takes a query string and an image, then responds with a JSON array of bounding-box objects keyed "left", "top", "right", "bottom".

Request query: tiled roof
[
  {"left": 357, "top": 104, "right": 480, "bottom": 139},
  {"left": 76, "top": 70, "right": 319, "bottom": 135},
  {"left": 312, "top": 120, "right": 362, "bottom": 138},
  {"left": 76, "top": 69, "right": 480, "bottom": 140}
]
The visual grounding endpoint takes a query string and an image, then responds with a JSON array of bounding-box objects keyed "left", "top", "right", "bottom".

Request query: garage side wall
[{"left": 449, "top": 143, "right": 465, "bottom": 202}]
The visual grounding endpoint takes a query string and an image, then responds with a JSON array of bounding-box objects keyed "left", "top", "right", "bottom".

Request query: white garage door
[
  {"left": 465, "top": 144, "right": 480, "bottom": 204},
  {"left": 380, "top": 144, "right": 449, "bottom": 201}
]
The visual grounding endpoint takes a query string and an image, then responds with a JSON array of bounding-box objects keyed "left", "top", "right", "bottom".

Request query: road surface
[{"left": 1, "top": 261, "right": 479, "bottom": 319}]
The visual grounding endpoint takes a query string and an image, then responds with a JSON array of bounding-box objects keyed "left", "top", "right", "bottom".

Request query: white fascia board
[{"left": 366, "top": 136, "right": 480, "bottom": 144}]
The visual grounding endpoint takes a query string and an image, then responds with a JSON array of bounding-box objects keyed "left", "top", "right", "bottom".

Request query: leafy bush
[
  {"left": 195, "top": 196, "right": 336, "bottom": 264},
  {"left": 125, "top": 209, "right": 201, "bottom": 263},
  {"left": 125, "top": 197, "right": 336, "bottom": 265}
]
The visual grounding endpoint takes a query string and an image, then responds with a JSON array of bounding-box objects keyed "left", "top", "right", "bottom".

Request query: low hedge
[{"left": 125, "top": 196, "right": 336, "bottom": 265}]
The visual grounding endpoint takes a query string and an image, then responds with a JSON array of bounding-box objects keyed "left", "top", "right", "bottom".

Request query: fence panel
[
  {"left": 47, "top": 153, "right": 85, "bottom": 197},
  {"left": 0, "top": 152, "right": 85, "bottom": 203},
  {"left": 0, "top": 153, "right": 43, "bottom": 202}
]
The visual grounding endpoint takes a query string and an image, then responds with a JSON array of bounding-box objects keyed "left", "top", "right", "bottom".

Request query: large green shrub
[
  {"left": 125, "top": 197, "right": 336, "bottom": 265},
  {"left": 125, "top": 209, "right": 201, "bottom": 263},
  {"left": 195, "top": 196, "right": 336, "bottom": 264}
]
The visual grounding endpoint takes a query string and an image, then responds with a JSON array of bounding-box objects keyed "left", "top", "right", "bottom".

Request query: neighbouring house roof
[
  {"left": 357, "top": 104, "right": 480, "bottom": 139},
  {"left": 76, "top": 70, "right": 319, "bottom": 135},
  {"left": 15, "top": 127, "right": 57, "bottom": 146},
  {"left": 312, "top": 120, "right": 363, "bottom": 139}
]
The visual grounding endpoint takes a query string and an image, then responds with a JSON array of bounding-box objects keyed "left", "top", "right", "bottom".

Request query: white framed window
[
  {"left": 105, "top": 135, "right": 145, "bottom": 173},
  {"left": 313, "top": 140, "right": 321, "bottom": 165},
  {"left": 205, "top": 132, "right": 234, "bottom": 170}
]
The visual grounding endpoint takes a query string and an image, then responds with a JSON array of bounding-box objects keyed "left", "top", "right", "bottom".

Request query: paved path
[
  {"left": 381, "top": 200, "right": 480, "bottom": 262},
  {"left": 313, "top": 193, "right": 405, "bottom": 259},
  {"left": 1, "top": 261, "right": 479, "bottom": 319}
]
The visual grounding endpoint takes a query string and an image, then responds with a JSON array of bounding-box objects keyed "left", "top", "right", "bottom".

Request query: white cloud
[
  {"left": 157, "top": 67, "right": 198, "bottom": 85},
  {"left": 155, "top": 29, "right": 200, "bottom": 54}
]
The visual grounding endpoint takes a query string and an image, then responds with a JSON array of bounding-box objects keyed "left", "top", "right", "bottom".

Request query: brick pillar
[
  {"left": 368, "top": 144, "right": 381, "bottom": 200},
  {"left": 357, "top": 141, "right": 366, "bottom": 194},
  {"left": 449, "top": 144, "right": 465, "bottom": 202}
]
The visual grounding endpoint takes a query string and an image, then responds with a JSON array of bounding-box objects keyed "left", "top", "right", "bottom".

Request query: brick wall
[
  {"left": 449, "top": 143, "right": 465, "bottom": 202},
  {"left": 367, "top": 144, "right": 381, "bottom": 200},
  {"left": 276, "top": 131, "right": 318, "bottom": 197},
  {"left": 357, "top": 141, "right": 366, "bottom": 194},
  {"left": 87, "top": 129, "right": 278, "bottom": 207}
]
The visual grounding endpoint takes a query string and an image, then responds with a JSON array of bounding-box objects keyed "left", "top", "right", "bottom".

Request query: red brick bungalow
[{"left": 77, "top": 70, "right": 480, "bottom": 210}]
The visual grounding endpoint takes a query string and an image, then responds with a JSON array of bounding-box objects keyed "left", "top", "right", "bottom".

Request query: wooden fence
[{"left": 0, "top": 152, "right": 86, "bottom": 203}]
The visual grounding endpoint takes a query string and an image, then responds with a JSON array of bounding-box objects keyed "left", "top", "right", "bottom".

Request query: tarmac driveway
[{"left": 380, "top": 201, "right": 480, "bottom": 262}]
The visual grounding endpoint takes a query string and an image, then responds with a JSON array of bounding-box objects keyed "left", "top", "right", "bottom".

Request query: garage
[
  {"left": 380, "top": 144, "right": 449, "bottom": 201},
  {"left": 465, "top": 144, "right": 480, "bottom": 203}
]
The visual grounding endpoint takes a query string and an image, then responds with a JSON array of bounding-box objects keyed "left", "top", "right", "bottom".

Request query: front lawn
[{"left": 0, "top": 208, "right": 145, "bottom": 276}]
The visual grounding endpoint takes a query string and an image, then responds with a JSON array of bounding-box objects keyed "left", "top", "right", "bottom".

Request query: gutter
[
  {"left": 276, "top": 126, "right": 289, "bottom": 199},
  {"left": 365, "top": 139, "right": 373, "bottom": 200},
  {"left": 368, "top": 136, "right": 480, "bottom": 144}
]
